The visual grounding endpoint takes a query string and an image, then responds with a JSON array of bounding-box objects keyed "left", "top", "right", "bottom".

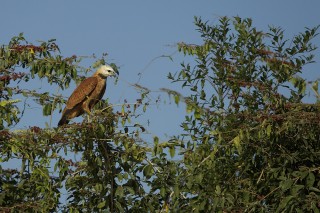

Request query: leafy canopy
[{"left": 167, "top": 16, "right": 320, "bottom": 212}]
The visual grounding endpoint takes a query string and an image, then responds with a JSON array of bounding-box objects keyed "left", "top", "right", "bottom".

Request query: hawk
[{"left": 58, "top": 64, "right": 118, "bottom": 126}]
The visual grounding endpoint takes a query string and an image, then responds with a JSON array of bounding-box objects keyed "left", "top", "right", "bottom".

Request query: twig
[
  {"left": 136, "top": 52, "right": 176, "bottom": 84},
  {"left": 146, "top": 158, "right": 161, "bottom": 173},
  {"left": 263, "top": 186, "right": 280, "bottom": 200},
  {"left": 197, "top": 154, "right": 212, "bottom": 168},
  {"left": 256, "top": 169, "right": 264, "bottom": 184}
]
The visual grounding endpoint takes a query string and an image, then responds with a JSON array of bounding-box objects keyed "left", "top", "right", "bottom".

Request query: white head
[{"left": 96, "top": 64, "right": 118, "bottom": 78}]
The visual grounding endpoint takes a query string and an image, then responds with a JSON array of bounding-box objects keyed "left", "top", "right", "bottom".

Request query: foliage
[
  {"left": 0, "top": 33, "right": 80, "bottom": 128},
  {"left": 1, "top": 16, "right": 320, "bottom": 213},
  {"left": 167, "top": 16, "right": 320, "bottom": 212},
  {"left": 0, "top": 34, "right": 155, "bottom": 212}
]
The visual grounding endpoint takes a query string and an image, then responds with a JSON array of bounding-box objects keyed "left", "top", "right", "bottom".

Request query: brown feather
[
  {"left": 58, "top": 65, "right": 116, "bottom": 126},
  {"left": 65, "top": 77, "right": 98, "bottom": 109},
  {"left": 58, "top": 76, "right": 106, "bottom": 126}
]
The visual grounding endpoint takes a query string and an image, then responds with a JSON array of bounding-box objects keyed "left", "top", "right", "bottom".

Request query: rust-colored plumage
[{"left": 58, "top": 65, "right": 118, "bottom": 126}]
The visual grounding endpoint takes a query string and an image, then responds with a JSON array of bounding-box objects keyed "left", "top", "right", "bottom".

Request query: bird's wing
[{"left": 65, "top": 77, "right": 98, "bottom": 109}]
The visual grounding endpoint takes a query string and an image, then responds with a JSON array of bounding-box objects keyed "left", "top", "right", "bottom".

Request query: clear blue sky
[{"left": 1, "top": 1, "right": 320, "bottom": 140}]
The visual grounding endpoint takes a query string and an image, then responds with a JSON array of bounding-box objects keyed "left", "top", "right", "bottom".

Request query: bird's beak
[{"left": 112, "top": 69, "right": 119, "bottom": 77}]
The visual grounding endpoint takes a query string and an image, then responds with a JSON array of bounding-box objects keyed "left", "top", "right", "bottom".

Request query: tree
[
  {"left": 0, "top": 16, "right": 319, "bottom": 212},
  {"left": 0, "top": 34, "right": 156, "bottom": 212},
  {"left": 166, "top": 16, "right": 320, "bottom": 212}
]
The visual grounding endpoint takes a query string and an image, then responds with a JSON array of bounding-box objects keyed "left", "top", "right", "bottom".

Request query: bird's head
[{"left": 96, "top": 64, "right": 119, "bottom": 78}]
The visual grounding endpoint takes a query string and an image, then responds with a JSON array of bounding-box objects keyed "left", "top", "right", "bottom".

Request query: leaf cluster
[
  {"left": 0, "top": 33, "right": 80, "bottom": 128},
  {"left": 167, "top": 16, "right": 320, "bottom": 212}
]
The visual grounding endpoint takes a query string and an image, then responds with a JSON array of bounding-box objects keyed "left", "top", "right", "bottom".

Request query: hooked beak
[{"left": 110, "top": 69, "right": 119, "bottom": 78}]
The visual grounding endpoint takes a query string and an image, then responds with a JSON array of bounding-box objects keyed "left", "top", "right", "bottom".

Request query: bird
[{"left": 58, "top": 64, "right": 118, "bottom": 126}]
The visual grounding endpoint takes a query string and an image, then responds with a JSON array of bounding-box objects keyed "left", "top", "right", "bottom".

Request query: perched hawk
[{"left": 58, "top": 65, "right": 118, "bottom": 126}]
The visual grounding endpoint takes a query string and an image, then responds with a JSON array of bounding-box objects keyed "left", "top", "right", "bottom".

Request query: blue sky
[{"left": 1, "top": 1, "right": 320, "bottom": 140}]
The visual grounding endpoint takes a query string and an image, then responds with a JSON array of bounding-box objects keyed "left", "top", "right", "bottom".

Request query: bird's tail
[{"left": 58, "top": 115, "right": 69, "bottom": 127}]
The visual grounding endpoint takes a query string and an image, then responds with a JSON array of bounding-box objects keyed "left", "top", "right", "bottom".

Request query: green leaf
[
  {"left": 115, "top": 186, "right": 124, "bottom": 197},
  {"left": 115, "top": 201, "right": 124, "bottom": 212},
  {"left": 306, "top": 172, "right": 315, "bottom": 187},
  {"left": 312, "top": 80, "right": 318, "bottom": 92},
  {"left": 96, "top": 157, "right": 102, "bottom": 166},
  {"left": 11, "top": 145, "right": 17, "bottom": 154},
  {"left": 7, "top": 87, "right": 13, "bottom": 96},
  {"left": 143, "top": 164, "right": 153, "bottom": 178},
  {"left": 71, "top": 67, "right": 77, "bottom": 78},
  {"left": 94, "top": 183, "right": 103, "bottom": 193},
  {"left": 309, "top": 187, "right": 320, "bottom": 193},
  {"left": 266, "top": 124, "right": 272, "bottom": 137},
  {"left": 200, "top": 90, "right": 206, "bottom": 100},
  {"left": 160, "top": 187, "right": 166, "bottom": 198},
  {"left": 291, "top": 185, "right": 304, "bottom": 195},
  {"left": 312, "top": 202, "right": 320, "bottom": 213},
  {"left": 233, "top": 135, "right": 241, "bottom": 152},
  {"left": 154, "top": 136, "right": 159, "bottom": 144},
  {"left": 43, "top": 103, "right": 52, "bottom": 116},
  {"left": 124, "top": 186, "right": 135, "bottom": 194},
  {"left": 277, "top": 196, "right": 294, "bottom": 212},
  {"left": 312, "top": 80, "right": 319, "bottom": 98},
  {"left": 169, "top": 146, "right": 175, "bottom": 158},
  {"left": 194, "top": 110, "right": 201, "bottom": 119},
  {"left": 0, "top": 99, "right": 21, "bottom": 107},
  {"left": 281, "top": 179, "right": 293, "bottom": 191},
  {"left": 215, "top": 185, "right": 221, "bottom": 195},
  {"left": 213, "top": 197, "right": 219, "bottom": 209},
  {"left": 143, "top": 104, "right": 147, "bottom": 112},
  {"left": 97, "top": 201, "right": 106, "bottom": 209},
  {"left": 174, "top": 95, "right": 180, "bottom": 105},
  {"left": 196, "top": 173, "right": 203, "bottom": 183},
  {"left": 186, "top": 105, "right": 192, "bottom": 114}
]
